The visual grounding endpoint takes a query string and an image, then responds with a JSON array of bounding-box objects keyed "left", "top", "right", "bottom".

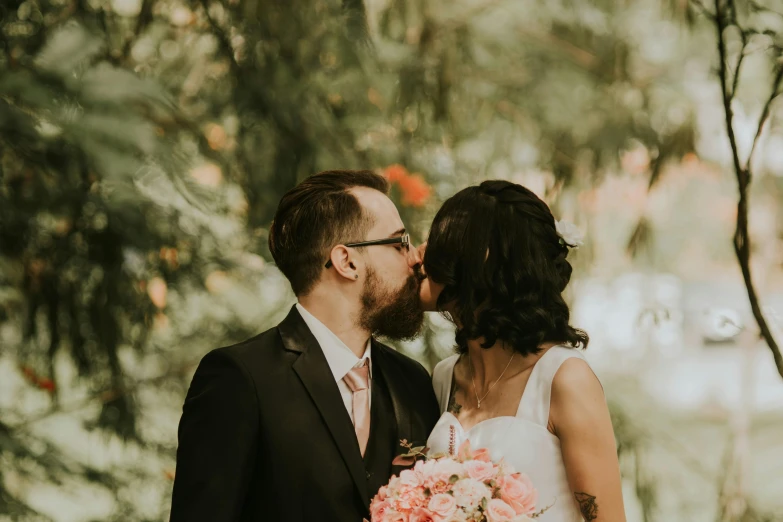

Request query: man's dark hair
[{"left": 269, "top": 170, "right": 390, "bottom": 296}]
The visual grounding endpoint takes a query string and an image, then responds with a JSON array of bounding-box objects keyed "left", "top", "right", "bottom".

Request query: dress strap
[
  {"left": 432, "top": 354, "right": 460, "bottom": 415},
  {"left": 515, "top": 346, "right": 587, "bottom": 427}
]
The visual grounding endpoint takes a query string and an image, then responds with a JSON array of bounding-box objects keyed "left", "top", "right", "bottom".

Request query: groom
[{"left": 169, "top": 170, "right": 440, "bottom": 522}]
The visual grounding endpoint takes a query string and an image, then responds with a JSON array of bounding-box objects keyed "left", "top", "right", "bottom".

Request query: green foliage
[{"left": 1, "top": 0, "right": 778, "bottom": 520}]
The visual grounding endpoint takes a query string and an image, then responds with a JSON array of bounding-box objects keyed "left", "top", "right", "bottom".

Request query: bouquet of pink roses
[{"left": 369, "top": 440, "right": 550, "bottom": 522}]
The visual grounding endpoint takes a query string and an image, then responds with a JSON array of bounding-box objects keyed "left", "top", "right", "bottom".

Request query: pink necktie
[{"left": 343, "top": 359, "right": 370, "bottom": 457}]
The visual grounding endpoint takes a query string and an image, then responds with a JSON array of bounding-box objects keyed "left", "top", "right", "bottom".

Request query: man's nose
[{"left": 407, "top": 243, "right": 422, "bottom": 268}]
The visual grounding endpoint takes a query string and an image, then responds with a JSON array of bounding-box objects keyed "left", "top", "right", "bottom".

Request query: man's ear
[{"left": 328, "top": 245, "right": 360, "bottom": 281}]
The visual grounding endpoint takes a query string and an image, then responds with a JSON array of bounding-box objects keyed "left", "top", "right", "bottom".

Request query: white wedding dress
[{"left": 427, "top": 346, "right": 587, "bottom": 521}]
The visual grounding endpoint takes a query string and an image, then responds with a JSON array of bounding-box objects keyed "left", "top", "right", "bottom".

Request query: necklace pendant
[{"left": 477, "top": 400, "right": 481, "bottom": 409}]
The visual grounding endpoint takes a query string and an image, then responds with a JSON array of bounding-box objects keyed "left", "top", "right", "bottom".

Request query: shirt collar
[{"left": 296, "top": 303, "right": 372, "bottom": 381}]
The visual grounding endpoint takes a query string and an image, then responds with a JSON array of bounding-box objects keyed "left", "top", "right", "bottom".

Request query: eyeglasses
[{"left": 324, "top": 233, "right": 410, "bottom": 268}]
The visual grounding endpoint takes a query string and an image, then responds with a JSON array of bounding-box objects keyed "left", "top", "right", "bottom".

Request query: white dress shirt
[{"left": 296, "top": 303, "right": 372, "bottom": 422}]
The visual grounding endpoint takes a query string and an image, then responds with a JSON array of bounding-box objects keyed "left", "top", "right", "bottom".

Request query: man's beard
[{"left": 359, "top": 266, "right": 425, "bottom": 340}]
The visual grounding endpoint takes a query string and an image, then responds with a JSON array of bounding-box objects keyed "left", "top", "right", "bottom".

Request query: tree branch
[
  {"left": 713, "top": 0, "right": 783, "bottom": 380},
  {"left": 0, "top": 26, "right": 13, "bottom": 67},
  {"left": 715, "top": 0, "right": 745, "bottom": 179},
  {"left": 730, "top": 30, "right": 748, "bottom": 98},
  {"left": 691, "top": 0, "right": 718, "bottom": 20},
  {"left": 199, "top": 0, "right": 242, "bottom": 80},
  {"left": 747, "top": 65, "right": 783, "bottom": 166},
  {"left": 343, "top": 0, "right": 370, "bottom": 41},
  {"left": 748, "top": 0, "right": 783, "bottom": 18}
]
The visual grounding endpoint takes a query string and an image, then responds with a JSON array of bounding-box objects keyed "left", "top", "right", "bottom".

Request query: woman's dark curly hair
[{"left": 424, "top": 180, "right": 588, "bottom": 355}]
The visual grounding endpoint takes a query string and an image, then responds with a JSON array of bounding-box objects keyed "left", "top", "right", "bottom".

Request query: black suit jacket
[{"left": 170, "top": 306, "right": 440, "bottom": 522}]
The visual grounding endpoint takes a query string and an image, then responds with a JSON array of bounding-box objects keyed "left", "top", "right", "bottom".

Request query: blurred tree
[
  {"left": 0, "top": 0, "right": 754, "bottom": 519},
  {"left": 0, "top": 6, "right": 274, "bottom": 519}
]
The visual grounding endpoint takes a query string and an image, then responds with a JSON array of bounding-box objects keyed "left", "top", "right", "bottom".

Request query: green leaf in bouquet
[
  {"left": 391, "top": 454, "right": 416, "bottom": 466},
  {"left": 410, "top": 446, "right": 425, "bottom": 454},
  {"left": 449, "top": 474, "right": 459, "bottom": 484}
]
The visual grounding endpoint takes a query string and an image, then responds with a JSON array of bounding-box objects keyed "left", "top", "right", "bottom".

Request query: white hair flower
[{"left": 555, "top": 220, "right": 584, "bottom": 249}]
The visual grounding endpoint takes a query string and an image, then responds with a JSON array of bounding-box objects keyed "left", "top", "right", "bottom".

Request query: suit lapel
[{"left": 279, "top": 306, "right": 370, "bottom": 510}]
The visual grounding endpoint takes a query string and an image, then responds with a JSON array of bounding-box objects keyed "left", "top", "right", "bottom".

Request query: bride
[{"left": 419, "top": 180, "right": 625, "bottom": 521}]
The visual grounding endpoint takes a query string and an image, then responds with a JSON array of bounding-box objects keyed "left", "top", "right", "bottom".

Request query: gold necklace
[{"left": 469, "top": 351, "right": 515, "bottom": 409}]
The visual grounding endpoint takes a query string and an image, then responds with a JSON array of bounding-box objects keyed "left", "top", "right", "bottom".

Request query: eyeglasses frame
[{"left": 324, "top": 233, "right": 410, "bottom": 268}]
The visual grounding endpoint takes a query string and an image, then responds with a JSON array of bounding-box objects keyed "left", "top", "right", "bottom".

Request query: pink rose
[
  {"left": 395, "top": 485, "right": 427, "bottom": 511},
  {"left": 387, "top": 476, "right": 401, "bottom": 494},
  {"left": 463, "top": 460, "right": 498, "bottom": 482},
  {"left": 497, "top": 474, "right": 538, "bottom": 515},
  {"left": 486, "top": 499, "right": 517, "bottom": 522},
  {"left": 427, "top": 493, "right": 457, "bottom": 519},
  {"left": 377, "top": 486, "right": 389, "bottom": 501},
  {"left": 447, "top": 511, "right": 470, "bottom": 522},
  {"left": 371, "top": 499, "right": 391, "bottom": 521},
  {"left": 382, "top": 509, "right": 409, "bottom": 522},
  {"left": 451, "top": 478, "right": 491, "bottom": 509},
  {"left": 471, "top": 448, "right": 492, "bottom": 462},
  {"left": 432, "top": 458, "right": 464, "bottom": 480},
  {"left": 408, "top": 507, "right": 437, "bottom": 522},
  {"left": 414, "top": 458, "right": 436, "bottom": 478},
  {"left": 425, "top": 458, "right": 464, "bottom": 494},
  {"left": 425, "top": 479, "right": 451, "bottom": 495},
  {"left": 399, "top": 469, "right": 421, "bottom": 488}
]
